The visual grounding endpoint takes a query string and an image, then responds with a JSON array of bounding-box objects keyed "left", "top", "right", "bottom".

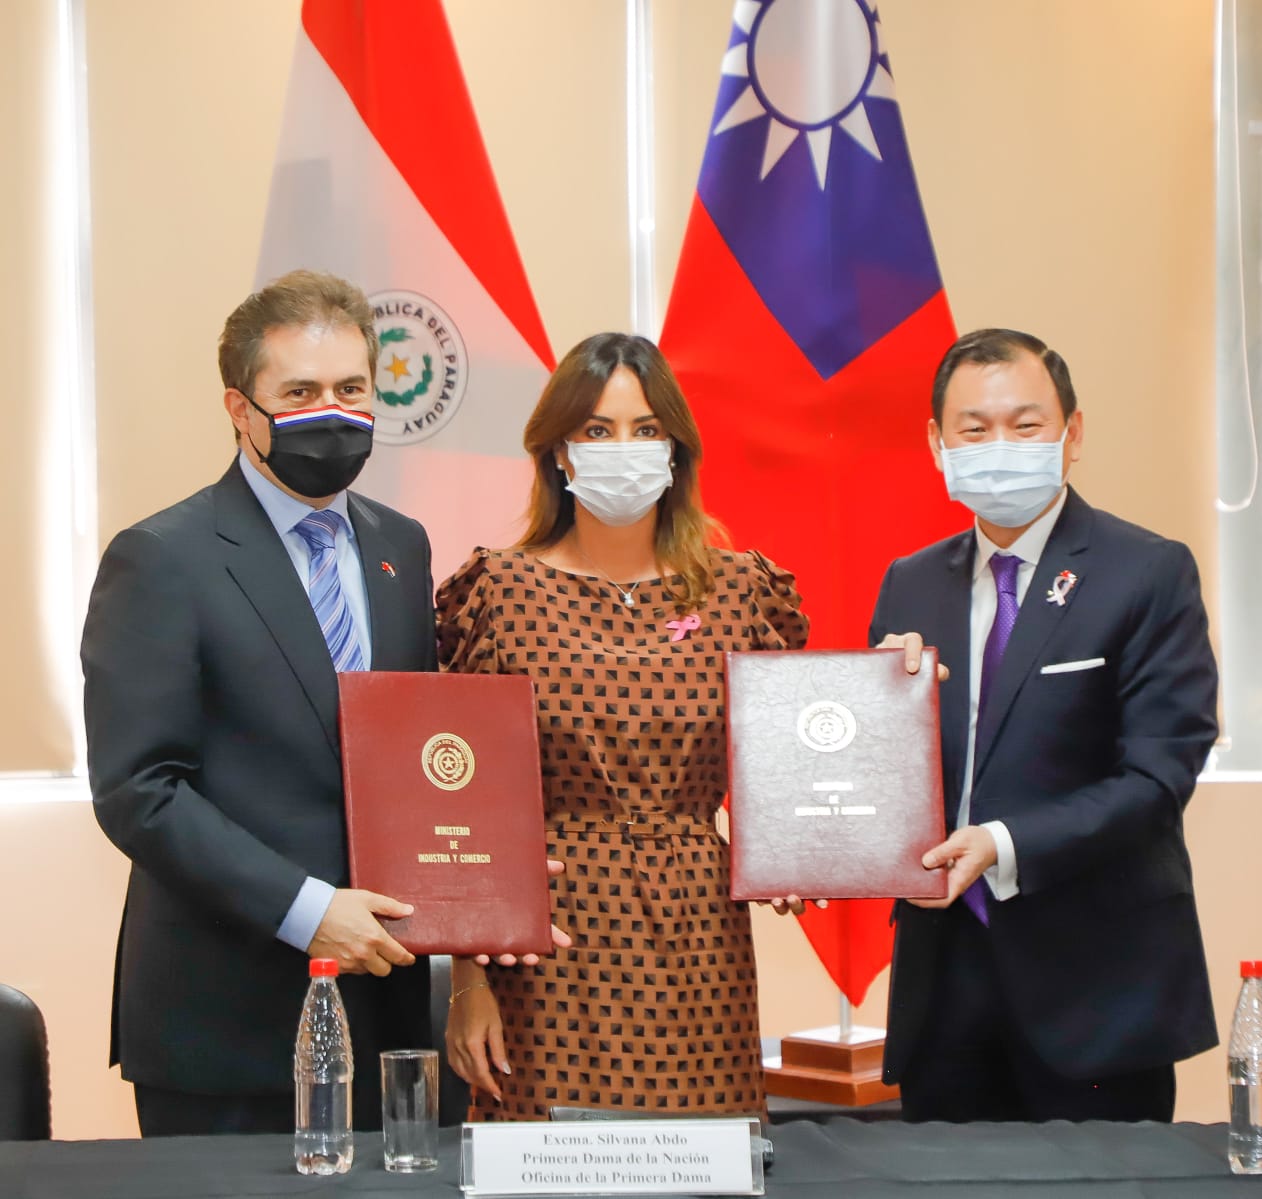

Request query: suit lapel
[
  {"left": 214, "top": 463, "right": 342, "bottom": 761},
  {"left": 348, "top": 493, "right": 406, "bottom": 671},
  {"left": 973, "top": 488, "right": 1093, "bottom": 783},
  {"left": 938, "top": 533, "right": 975, "bottom": 825}
]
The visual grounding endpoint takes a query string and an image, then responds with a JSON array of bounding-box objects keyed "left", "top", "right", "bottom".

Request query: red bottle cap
[
  {"left": 1241, "top": 961, "right": 1262, "bottom": 978},
  {"left": 309, "top": 958, "right": 340, "bottom": 978}
]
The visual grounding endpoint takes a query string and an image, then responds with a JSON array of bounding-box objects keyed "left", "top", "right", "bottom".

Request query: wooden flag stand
[{"left": 764, "top": 999, "right": 899, "bottom": 1107}]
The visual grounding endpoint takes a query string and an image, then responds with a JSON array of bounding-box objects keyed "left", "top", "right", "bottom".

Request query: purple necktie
[{"left": 962, "top": 553, "right": 1021, "bottom": 926}]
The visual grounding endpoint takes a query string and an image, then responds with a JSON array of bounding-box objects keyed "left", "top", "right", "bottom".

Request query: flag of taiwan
[
  {"left": 256, "top": 0, "right": 554, "bottom": 582},
  {"left": 660, "top": 0, "right": 963, "bottom": 1006}
]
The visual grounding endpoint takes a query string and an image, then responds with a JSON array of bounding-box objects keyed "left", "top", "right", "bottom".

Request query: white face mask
[
  {"left": 939, "top": 430, "right": 1067, "bottom": 528},
  {"left": 563, "top": 439, "right": 673, "bottom": 527}
]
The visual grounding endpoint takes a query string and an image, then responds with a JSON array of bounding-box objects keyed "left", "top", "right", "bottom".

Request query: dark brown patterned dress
[{"left": 435, "top": 547, "right": 808, "bottom": 1121}]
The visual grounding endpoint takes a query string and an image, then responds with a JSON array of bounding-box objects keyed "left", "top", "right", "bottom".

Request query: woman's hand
[
  {"left": 446, "top": 966, "right": 509, "bottom": 1104},
  {"left": 472, "top": 859, "right": 572, "bottom": 966},
  {"left": 759, "top": 895, "right": 829, "bottom": 916}
]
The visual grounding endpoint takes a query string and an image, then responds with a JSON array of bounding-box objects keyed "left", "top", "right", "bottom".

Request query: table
[{"left": 1, "top": 1118, "right": 1258, "bottom": 1197}]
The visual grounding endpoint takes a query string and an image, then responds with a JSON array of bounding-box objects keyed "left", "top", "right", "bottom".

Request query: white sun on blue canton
[{"left": 713, "top": 0, "right": 897, "bottom": 189}]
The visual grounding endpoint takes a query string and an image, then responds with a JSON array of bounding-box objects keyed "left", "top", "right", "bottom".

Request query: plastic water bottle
[
  {"left": 1229, "top": 960, "right": 1262, "bottom": 1174},
  {"left": 294, "top": 958, "right": 354, "bottom": 1175}
]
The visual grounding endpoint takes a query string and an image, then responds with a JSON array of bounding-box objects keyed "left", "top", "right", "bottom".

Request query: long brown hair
[{"left": 519, "top": 333, "right": 723, "bottom": 612}]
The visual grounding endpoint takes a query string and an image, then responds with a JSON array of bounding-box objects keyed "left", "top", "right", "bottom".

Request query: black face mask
[{"left": 246, "top": 396, "right": 375, "bottom": 497}]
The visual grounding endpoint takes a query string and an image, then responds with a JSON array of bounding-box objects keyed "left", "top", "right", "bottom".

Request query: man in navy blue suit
[{"left": 870, "top": 328, "right": 1218, "bottom": 1122}]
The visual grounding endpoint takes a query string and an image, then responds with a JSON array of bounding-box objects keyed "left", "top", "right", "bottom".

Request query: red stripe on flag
[
  {"left": 302, "top": 0, "right": 554, "bottom": 371},
  {"left": 661, "top": 198, "right": 964, "bottom": 648},
  {"left": 662, "top": 198, "right": 965, "bottom": 1004}
]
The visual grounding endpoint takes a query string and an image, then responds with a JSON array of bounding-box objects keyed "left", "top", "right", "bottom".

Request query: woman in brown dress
[{"left": 438, "top": 333, "right": 809, "bottom": 1121}]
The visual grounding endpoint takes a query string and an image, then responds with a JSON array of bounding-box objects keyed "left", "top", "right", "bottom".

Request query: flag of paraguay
[{"left": 256, "top": 0, "right": 554, "bottom": 581}]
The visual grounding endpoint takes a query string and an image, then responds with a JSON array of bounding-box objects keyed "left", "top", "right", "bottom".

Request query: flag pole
[
  {"left": 625, "top": 0, "right": 656, "bottom": 337},
  {"left": 838, "top": 993, "right": 852, "bottom": 1039}
]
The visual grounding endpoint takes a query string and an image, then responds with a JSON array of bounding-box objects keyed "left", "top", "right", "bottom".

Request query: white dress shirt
[{"left": 960, "top": 488, "right": 1068, "bottom": 901}]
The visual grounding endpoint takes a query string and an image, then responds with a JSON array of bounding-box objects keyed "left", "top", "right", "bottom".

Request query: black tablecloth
[{"left": 1, "top": 1118, "right": 1258, "bottom": 1198}]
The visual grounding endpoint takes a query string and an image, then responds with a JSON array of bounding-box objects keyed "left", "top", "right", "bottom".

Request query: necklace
[{"left": 572, "top": 542, "right": 643, "bottom": 610}]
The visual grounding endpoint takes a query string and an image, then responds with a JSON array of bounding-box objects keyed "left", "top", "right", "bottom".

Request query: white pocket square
[{"left": 1040, "top": 657, "right": 1106, "bottom": 675}]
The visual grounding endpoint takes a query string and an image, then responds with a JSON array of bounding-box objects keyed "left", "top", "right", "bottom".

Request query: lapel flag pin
[
  {"left": 381, "top": 561, "right": 396, "bottom": 578},
  {"left": 1046, "top": 569, "right": 1078, "bottom": 606}
]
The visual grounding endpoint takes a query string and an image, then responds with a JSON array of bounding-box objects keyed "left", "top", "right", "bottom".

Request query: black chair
[
  {"left": 428, "top": 956, "right": 470, "bottom": 1126},
  {"left": 0, "top": 984, "right": 51, "bottom": 1140}
]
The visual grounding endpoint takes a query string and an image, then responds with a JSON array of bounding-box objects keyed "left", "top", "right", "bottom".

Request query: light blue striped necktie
[{"left": 293, "top": 510, "right": 365, "bottom": 672}]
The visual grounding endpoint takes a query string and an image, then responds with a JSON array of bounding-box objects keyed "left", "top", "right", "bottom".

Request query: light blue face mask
[{"left": 939, "top": 430, "right": 1067, "bottom": 528}]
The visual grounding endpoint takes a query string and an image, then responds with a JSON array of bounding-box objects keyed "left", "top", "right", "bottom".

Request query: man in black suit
[
  {"left": 82, "top": 271, "right": 436, "bottom": 1136},
  {"left": 870, "top": 328, "right": 1218, "bottom": 1122}
]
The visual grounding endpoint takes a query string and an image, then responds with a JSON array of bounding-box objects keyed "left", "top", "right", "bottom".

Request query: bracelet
[{"left": 449, "top": 981, "right": 491, "bottom": 1005}]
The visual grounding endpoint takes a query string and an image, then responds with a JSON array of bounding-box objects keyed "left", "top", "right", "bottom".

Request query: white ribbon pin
[{"left": 1046, "top": 570, "right": 1078, "bottom": 606}]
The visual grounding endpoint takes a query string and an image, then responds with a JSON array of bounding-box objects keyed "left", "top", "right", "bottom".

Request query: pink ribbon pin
[{"left": 665, "top": 614, "right": 702, "bottom": 642}]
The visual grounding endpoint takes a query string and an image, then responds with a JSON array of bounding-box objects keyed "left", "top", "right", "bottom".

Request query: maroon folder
[
  {"left": 338, "top": 671, "right": 552, "bottom": 956},
  {"left": 726, "top": 649, "right": 947, "bottom": 901}
]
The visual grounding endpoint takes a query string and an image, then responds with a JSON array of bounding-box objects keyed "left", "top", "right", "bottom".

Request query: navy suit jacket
[
  {"left": 869, "top": 488, "right": 1218, "bottom": 1082},
  {"left": 82, "top": 461, "right": 436, "bottom": 1094}
]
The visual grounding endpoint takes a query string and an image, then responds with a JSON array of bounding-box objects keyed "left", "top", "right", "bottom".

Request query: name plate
[{"left": 459, "top": 1118, "right": 766, "bottom": 1196}]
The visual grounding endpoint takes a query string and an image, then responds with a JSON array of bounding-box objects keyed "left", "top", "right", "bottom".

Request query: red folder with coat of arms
[{"left": 338, "top": 671, "right": 553, "bottom": 956}]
